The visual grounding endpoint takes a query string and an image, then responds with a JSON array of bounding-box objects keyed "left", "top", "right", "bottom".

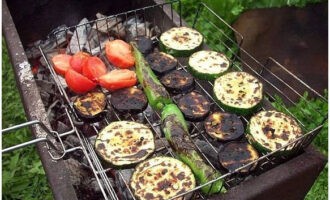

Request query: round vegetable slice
[
  {"left": 177, "top": 91, "right": 210, "bottom": 121},
  {"left": 73, "top": 91, "right": 106, "bottom": 119},
  {"left": 82, "top": 56, "right": 107, "bottom": 82},
  {"left": 188, "top": 50, "right": 230, "bottom": 80},
  {"left": 213, "top": 71, "right": 263, "bottom": 116},
  {"left": 110, "top": 87, "right": 148, "bottom": 113},
  {"left": 247, "top": 110, "right": 303, "bottom": 154},
  {"left": 99, "top": 69, "right": 137, "bottom": 91},
  {"left": 130, "top": 156, "right": 196, "bottom": 200},
  {"left": 204, "top": 112, "right": 244, "bottom": 141},
  {"left": 160, "top": 27, "right": 203, "bottom": 57},
  {"left": 218, "top": 141, "right": 259, "bottom": 173},
  {"left": 65, "top": 69, "right": 97, "bottom": 94},
  {"left": 146, "top": 52, "right": 177, "bottom": 75},
  {"left": 52, "top": 54, "right": 72, "bottom": 76},
  {"left": 105, "top": 39, "right": 135, "bottom": 68},
  {"left": 70, "top": 51, "right": 90, "bottom": 73},
  {"left": 160, "top": 70, "right": 194, "bottom": 94},
  {"left": 95, "top": 121, "right": 155, "bottom": 166}
]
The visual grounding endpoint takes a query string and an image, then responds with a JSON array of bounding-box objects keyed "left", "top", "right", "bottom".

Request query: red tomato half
[
  {"left": 70, "top": 51, "right": 90, "bottom": 73},
  {"left": 65, "top": 69, "right": 97, "bottom": 94},
  {"left": 105, "top": 40, "right": 135, "bottom": 69},
  {"left": 99, "top": 69, "right": 137, "bottom": 91},
  {"left": 52, "top": 54, "right": 72, "bottom": 76},
  {"left": 82, "top": 56, "right": 107, "bottom": 82}
]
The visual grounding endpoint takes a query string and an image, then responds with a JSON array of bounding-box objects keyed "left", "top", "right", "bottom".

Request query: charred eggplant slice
[
  {"left": 204, "top": 112, "right": 244, "bottom": 141},
  {"left": 130, "top": 156, "right": 196, "bottom": 200},
  {"left": 247, "top": 110, "right": 303, "bottom": 154},
  {"left": 177, "top": 91, "right": 210, "bottom": 121},
  {"left": 73, "top": 91, "right": 106, "bottom": 119},
  {"left": 160, "top": 70, "right": 194, "bottom": 94},
  {"left": 110, "top": 87, "right": 148, "bottom": 113},
  {"left": 146, "top": 52, "right": 178, "bottom": 76},
  {"left": 95, "top": 121, "right": 155, "bottom": 166},
  {"left": 218, "top": 141, "right": 259, "bottom": 173}
]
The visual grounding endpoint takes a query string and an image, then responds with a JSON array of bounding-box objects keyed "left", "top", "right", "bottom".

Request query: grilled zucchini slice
[
  {"left": 73, "top": 91, "right": 106, "bottom": 119},
  {"left": 218, "top": 141, "right": 259, "bottom": 173},
  {"left": 95, "top": 121, "right": 155, "bottom": 166},
  {"left": 213, "top": 71, "right": 263, "bottom": 116},
  {"left": 146, "top": 52, "right": 178, "bottom": 76},
  {"left": 160, "top": 70, "right": 194, "bottom": 94},
  {"left": 247, "top": 110, "right": 303, "bottom": 154},
  {"left": 160, "top": 27, "right": 203, "bottom": 57},
  {"left": 188, "top": 50, "right": 230, "bottom": 81},
  {"left": 177, "top": 91, "right": 211, "bottom": 121},
  {"left": 130, "top": 156, "right": 196, "bottom": 200},
  {"left": 110, "top": 87, "right": 148, "bottom": 113},
  {"left": 204, "top": 112, "right": 244, "bottom": 141}
]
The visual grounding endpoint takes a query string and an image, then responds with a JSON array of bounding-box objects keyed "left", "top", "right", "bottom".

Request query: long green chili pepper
[
  {"left": 131, "top": 43, "right": 172, "bottom": 111},
  {"left": 161, "top": 104, "right": 224, "bottom": 195}
]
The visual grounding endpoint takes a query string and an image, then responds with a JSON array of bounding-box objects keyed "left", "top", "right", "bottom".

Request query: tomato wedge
[
  {"left": 105, "top": 39, "right": 135, "bottom": 69},
  {"left": 70, "top": 51, "right": 90, "bottom": 73},
  {"left": 52, "top": 54, "right": 72, "bottom": 76},
  {"left": 82, "top": 56, "right": 107, "bottom": 82},
  {"left": 65, "top": 69, "right": 97, "bottom": 94},
  {"left": 99, "top": 69, "right": 137, "bottom": 91}
]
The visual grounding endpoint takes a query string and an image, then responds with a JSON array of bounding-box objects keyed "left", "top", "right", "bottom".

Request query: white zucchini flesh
[
  {"left": 130, "top": 156, "right": 196, "bottom": 200},
  {"left": 95, "top": 121, "right": 155, "bottom": 166},
  {"left": 189, "top": 50, "right": 230, "bottom": 74},
  {"left": 214, "top": 71, "right": 263, "bottom": 109},
  {"left": 160, "top": 27, "right": 203, "bottom": 51},
  {"left": 249, "top": 110, "right": 303, "bottom": 151}
]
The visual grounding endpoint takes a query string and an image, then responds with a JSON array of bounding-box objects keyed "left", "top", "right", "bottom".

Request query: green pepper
[
  {"left": 161, "top": 104, "right": 224, "bottom": 195},
  {"left": 131, "top": 43, "right": 172, "bottom": 111}
]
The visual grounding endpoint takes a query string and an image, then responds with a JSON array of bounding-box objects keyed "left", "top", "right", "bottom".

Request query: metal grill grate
[{"left": 35, "top": 1, "right": 327, "bottom": 200}]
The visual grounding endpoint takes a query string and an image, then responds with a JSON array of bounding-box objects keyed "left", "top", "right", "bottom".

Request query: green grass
[{"left": 2, "top": 39, "right": 53, "bottom": 200}]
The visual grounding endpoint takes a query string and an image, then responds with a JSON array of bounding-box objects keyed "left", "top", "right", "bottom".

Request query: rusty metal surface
[
  {"left": 2, "top": 1, "right": 78, "bottom": 199},
  {"left": 233, "top": 3, "right": 328, "bottom": 95},
  {"left": 212, "top": 146, "right": 326, "bottom": 200}
]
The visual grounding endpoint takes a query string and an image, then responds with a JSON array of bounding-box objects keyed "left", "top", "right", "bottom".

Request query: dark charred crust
[
  {"left": 204, "top": 112, "right": 244, "bottom": 141},
  {"left": 160, "top": 70, "right": 194, "bottom": 94},
  {"left": 218, "top": 142, "right": 259, "bottom": 173},
  {"left": 146, "top": 52, "right": 177, "bottom": 75},
  {"left": 110, "top": 87, "right": 148, "bottom": 113},
  {"left": 178, "top": 91, "right": 210, "bottom": 121}
]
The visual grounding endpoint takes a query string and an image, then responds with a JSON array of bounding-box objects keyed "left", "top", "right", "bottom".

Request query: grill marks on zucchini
[
  {"left": 95, "top": 121, "right": 155, "bottom": 166},
  {"left": 160, "top": 70, "right": 194, "bottom": 94},
  {"left": 130, "top": 157, "right": 196, "bottom": 200},
  {"left": 73, "top": 91, "right": 106, "bottom": 118},
  {"left": 218, "top": 142, "right": 259, "bottom": 173},
  {"left": 248, "top": 110, "right": 303, "bottom": 153},
  {"left": 178, "top": 91, "right": 210, "bottom": 121},
  {"left": 146, "top": 52, "right": 178, "bottom": 76},
  {"left": 204, "top": 112, "right": 244, "bottom": 141},
  {"left": 188, "top": 50, "right": 230, "bottom": 80},
  {"left": 110, "top": 87, "right": 148, "bottom": 113},
  {"left": 214, "top": 71, "right": 263, "bottom": 115},
  {"left": 160, "top": 27, "right": 203, "bottom": 57}
]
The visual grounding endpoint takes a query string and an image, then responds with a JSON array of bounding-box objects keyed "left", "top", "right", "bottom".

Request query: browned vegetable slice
[
  {"left": 160, "top": 70, "right": 194, "bottom": 94},
  {"left": 146, "top": 52, "right": 177, "bottom": 75},
  {"left": 95, "top": 121, "right": 155, "bottom": 166},
  {"left": 130, "top": 156, "right": 196, "bottom": 200},
  {"left": 218, "top": 141, "right": 259, "bottom": 173},
  {"left": 204, "top": 112, "right": 244, "bottom": 141},
  {"left": 73, "top": 91, "right": 106, "bottom": 119},
  {"left": 110, "top": 87, "right": 148, "bottom": 113},
  {"left": 177, "top": 91, "right": 210, "bottom": 121}
]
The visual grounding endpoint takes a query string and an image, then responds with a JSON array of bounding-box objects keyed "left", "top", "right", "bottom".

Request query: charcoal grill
[{"left": 2, "top": 0, "right": 327, "bottom": 199}]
